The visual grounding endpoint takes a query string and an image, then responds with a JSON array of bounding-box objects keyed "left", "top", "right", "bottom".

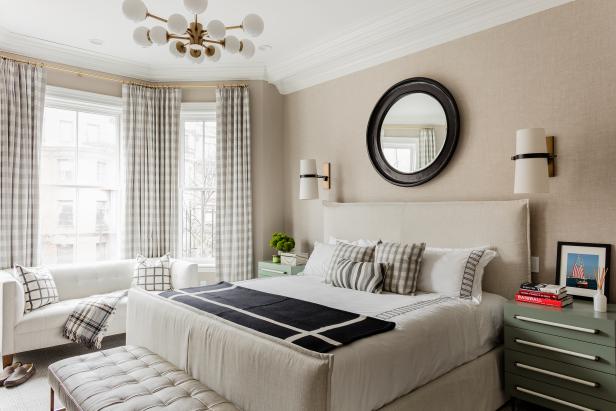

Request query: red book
[
  {"left": 518, "top": 289, "right": 567, "bottom": 300},
  {"left": 515, "top": 293, "right": 573, "bottom": 307}
]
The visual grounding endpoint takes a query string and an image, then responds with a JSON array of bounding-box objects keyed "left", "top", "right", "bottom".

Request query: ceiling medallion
[{"left": 122, "top": 0, "right": 264, "bottom": 63}]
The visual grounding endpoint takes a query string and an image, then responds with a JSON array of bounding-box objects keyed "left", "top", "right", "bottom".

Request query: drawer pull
[
  {"left": 514, "top": 338, "right": 598, "bottom": 361},
  {"left": 515, "top": 386, "right": 596, "bottom": 411},
  {"left": 514, "top": 315, "right": 598, "bottom": 334},
  {"left": 514, "top": 362, "right": 599, "bottom": 387},
  {"left": 261, "top": 268, "right": 287, "bottom": 275}
]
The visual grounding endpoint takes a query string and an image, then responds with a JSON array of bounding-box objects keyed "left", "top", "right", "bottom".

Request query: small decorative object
[
  {"left": 121, "top": 0, "right": 263, "bottom": 63},
  {"left": 556, "top": 242, "right": 611, "bottom": 300},
  {"left": 269, "top": 232, "right": 295, "bottom": 263},
  {"left": 594, "top": 267, "right": 608, "bottom": 312},
  {"left": 280, "top": 252, "right": 308, "bottom": 266}
]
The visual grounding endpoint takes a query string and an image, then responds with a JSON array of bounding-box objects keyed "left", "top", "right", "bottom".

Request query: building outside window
[
  {"left": 180, "top": 104, "right": 216, "bottom": 266},
  {"left": 40, "top": 87, "right": 121, "bottom": 264}
]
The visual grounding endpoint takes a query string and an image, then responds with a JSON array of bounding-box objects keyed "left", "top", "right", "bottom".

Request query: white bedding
[{"left": 239, "top": 275, "right": 506, "bottom": 411}]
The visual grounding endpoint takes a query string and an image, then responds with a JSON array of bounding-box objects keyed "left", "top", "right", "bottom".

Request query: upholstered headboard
[{"left": 322, "top": 200, "right": 530, "bottom": 299}]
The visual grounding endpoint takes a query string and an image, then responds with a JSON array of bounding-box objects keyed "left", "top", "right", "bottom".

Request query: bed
[{"left": 127, "top": 199, "right": 530, "bottom": 411}]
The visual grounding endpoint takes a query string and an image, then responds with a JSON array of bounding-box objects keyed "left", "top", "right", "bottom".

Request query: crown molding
[
  {"left": 268, "top": 0, "right": 574, "bottom": 94},
  {"left": 0, "top": 27, "right": 267, "bottom": 82},
  {"left": 0, "top": 0, "right": 572, "bottom": 94}
]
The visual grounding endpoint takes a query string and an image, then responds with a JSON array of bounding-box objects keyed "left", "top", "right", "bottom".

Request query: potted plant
[{"left": 269, "top": 232, "right": 295, "bottom": 263}]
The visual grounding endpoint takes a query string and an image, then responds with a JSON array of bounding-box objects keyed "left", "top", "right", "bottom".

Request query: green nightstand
[
  {"left": 504, "top": 300, "right": 616, "bottom": 411},
  {"left": 257, "top": 261, "right": 305, "bottom": 278}
]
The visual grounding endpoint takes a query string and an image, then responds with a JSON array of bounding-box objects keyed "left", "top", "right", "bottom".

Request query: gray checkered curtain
[
  {"left": 0, "top": 59, "right": 45, "bottom": 269},
  {"left": 122, "top": 84, "right": 181, "bottom": 258},
  {"left": 418, "top": 127, "right": 437, "bottom": 168},
  {"left": 216, "top": 86, "right": 253, "bottom": 281}
]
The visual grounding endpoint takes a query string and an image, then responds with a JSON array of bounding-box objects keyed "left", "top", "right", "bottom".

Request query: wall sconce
[
  {"left": 299, "top": 159, "right": 331, "bottom": 200},
  {"left": 511, "top": 128, "right": 556, "bottom": 194}
]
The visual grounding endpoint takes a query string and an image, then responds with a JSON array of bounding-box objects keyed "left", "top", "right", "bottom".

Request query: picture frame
[{"left": 556, "top": 241, "right": 611, "bottom": 300}]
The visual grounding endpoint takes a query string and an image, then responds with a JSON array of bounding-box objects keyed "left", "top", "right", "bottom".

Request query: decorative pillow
[
  {"left": 14, "top": 265, "right": 59, "bottom": 313},
  {"left": 331, "top": 259, "right": 388, "bottom": 293},
  {"left": 303, "top": 241, "right": 335, "bottom": 278},
  {"left": 133, "top": 254, "right": 172, "bottom": 291},
  {"left": 325, "top": 242, "right": 376, "bottom": 283},
  {"left": 417, "top": 247, "right": 498, "bottom": 303},
  {"left": 375, "top": 242, "right": 426, "bottom": 295}
]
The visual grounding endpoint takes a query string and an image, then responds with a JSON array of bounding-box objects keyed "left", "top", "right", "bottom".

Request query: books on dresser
[{"left": 515, "top": 282, "right": 572, "bottom": 307}]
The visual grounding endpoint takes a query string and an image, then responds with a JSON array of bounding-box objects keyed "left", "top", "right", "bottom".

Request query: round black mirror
[{"left": 366, "top": 77, "right": 460, "bottom": 187}]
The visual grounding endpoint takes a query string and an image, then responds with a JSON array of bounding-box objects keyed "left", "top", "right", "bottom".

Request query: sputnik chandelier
[{"left": 121, "top": 0, "right": 264, "bottom": 63}]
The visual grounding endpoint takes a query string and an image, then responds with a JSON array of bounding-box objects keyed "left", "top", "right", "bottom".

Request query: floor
[
  {"left": 1, "top": 335, "right": 551, "bottom": 411},
  {"left": 0, "top": 334, "right": 126, "bottom": 411}
]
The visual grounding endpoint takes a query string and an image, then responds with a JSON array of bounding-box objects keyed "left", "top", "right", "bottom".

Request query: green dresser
[
  {"left": 257, "top": 261, "right": 305, "bottom": 278},
  {"left": 504, "top": 300, "right": 616, "bottom": 411}
]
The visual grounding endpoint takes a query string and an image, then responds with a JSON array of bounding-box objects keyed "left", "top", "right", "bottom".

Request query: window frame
[
  {"left": 40, "top": 86, "right": 123, "bottom": 264},
  {"left": 179, "top": 102, "right": 217, "bottom": 269}
]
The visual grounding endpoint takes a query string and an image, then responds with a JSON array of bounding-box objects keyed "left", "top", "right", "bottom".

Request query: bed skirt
[{"left": 127, "top": 288, "right": 506, "bottom": 411}]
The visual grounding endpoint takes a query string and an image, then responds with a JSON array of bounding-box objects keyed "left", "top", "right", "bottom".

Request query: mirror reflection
[{"left": 380, "top": 93, "right": 447, "bottom": 173}]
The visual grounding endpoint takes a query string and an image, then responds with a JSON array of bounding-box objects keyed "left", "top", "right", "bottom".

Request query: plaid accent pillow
[
  {"left": 14, "top": 265, "right": 59, "bottom": 313},
  {"left": 332, "top": 259, "right": 388, "bottom": 293},
  {"left": 326, "top": 242, "right": 375, "bottom": 283},
  {"left": 376, "top": 242, "right": 426, "bottom": 295},
  {"left": 133, "top": 254, "right": 172, "bottom": 291}
]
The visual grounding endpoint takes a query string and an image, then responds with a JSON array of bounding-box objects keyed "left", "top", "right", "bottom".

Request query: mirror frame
[{"left": 366, "top": 77, "right": 460, "bottom": 187}]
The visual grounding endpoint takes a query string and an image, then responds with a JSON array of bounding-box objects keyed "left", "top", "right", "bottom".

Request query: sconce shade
[
  {"left": 514, "top": 128, "right": 549, "bottom": 194},
  {"left": 299, "top": 159, "right": 318, "bottom": 200}
]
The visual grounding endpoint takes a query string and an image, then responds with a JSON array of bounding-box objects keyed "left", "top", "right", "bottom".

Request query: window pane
[
  {"left": 75, "top": 188, "right": 118, "bottom": 263},
  {"left": 43, "top": 108, "right": 76, "bottom": 147},
  {"left": 40, "top": 186, "right": 76, "bottom": 264},
  {"left": 77, "top": 112, "right": 119, "bottom": 186},
  {"left": 184, "top": 121, "right": 205, "bottom": 188},
  {"left": 182, "top": 190, "right": 204, "bottom": 258}
]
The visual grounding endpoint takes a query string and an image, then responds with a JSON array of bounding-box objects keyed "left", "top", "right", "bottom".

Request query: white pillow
[
  {"left": 328, "top": 236, "right": 379, "bottom": 247},
  {"left": 417, "top": 247, "right": 497, "bottom": 303},
  {"left": 303, "top": 241, "right": 335, "bottom": 278}
]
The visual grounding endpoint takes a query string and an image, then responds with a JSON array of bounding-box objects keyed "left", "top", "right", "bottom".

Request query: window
[
  {"left": 382, "top": 137, "right": 418, "bottom": 173},
  {"left": 40, "top": 88, "right": 121, "bottom": 265},
  {"left": 180, "top": 105, "right": 216, "bottom": 265}
]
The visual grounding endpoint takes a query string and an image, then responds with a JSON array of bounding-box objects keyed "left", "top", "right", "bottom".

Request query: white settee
[{"left": 0, "top": 259, "right": 199, "bottom": 364}]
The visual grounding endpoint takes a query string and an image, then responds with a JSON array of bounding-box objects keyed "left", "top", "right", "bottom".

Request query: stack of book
[{"left": 515, "top": 282, "right": 573, "bottom": 307}]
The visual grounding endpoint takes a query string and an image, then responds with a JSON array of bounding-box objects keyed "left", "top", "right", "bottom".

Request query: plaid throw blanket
[{"left": 63, "top": 290, "right": 127, "bottom": 349}]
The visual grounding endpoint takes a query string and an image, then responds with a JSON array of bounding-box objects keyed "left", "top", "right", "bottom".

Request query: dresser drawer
[
  {"left": 505, "top": 302, "right": 616, "bottom": 347},
  {"left": 506, "top": 350, "right": 616, "bottom": 402},
  {"left": 505, "top": 326, "right": 616, "bottom": 374},
  {"left": 507, "top": 373, "right": 615, "bottom": 411}
]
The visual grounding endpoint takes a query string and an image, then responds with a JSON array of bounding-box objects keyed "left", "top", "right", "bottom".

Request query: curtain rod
[{"left": 0, "top": 53, "right": 248, "bottom": 89}]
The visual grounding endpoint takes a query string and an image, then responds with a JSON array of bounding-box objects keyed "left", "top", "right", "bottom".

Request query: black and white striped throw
[
  {"left": 331, "top": 259, "right": 388, "bottom": 293},
  {"left": 160, "top": 283, "right": 395, "bottom": 353},
  {"left": 63, "top": 291, "right": 127, "bottom": 349}
]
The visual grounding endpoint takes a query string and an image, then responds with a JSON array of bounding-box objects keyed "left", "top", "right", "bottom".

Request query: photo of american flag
[{"left": 566, "top": 253, "right": 598, "bottom": 290}]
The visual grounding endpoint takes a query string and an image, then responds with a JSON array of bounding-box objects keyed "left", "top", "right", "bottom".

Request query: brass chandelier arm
[
  {"left": 146, "top": 12, "right": 167, "bottom": 23},
  {"left": 203, "top": 39, "right": 224, "bottom": 45},
  {"left": 169, "top": 34, "right": 191, "bottom": 41},
  {"left": 225, "top": 25, "right": 242, "bottom": 30}
]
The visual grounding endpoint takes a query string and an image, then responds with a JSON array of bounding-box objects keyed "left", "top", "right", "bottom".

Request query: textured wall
[{"left": 282, "top": 0, "right": 616, "bottom": 300}]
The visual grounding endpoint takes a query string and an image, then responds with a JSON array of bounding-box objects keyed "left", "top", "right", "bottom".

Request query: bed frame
[{"left": 128, "top": 200, "right": 530, "bottom": 411}]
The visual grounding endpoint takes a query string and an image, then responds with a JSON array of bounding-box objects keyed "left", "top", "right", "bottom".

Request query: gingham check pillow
[
  {"left": 376, "top": 242, "right": 426, "bottom": 295},
  {"left": 14, "top": 265, "right": 59, "bottom": 313},
  {"left": 133, "top": 254, "right": 172, "bottom": 291}
]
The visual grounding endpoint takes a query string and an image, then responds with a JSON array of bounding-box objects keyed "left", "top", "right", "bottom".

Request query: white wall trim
[
  {"left": 2, "top": 0, "right": 573, "bottom": 94},
  {"left": 45, "top": 85, "right": 122, "bottom": 113}
]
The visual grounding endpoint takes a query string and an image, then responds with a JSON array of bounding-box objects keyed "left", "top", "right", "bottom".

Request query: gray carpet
[{"left": 0, "top": 334, "right": 125, "bottom": 411}]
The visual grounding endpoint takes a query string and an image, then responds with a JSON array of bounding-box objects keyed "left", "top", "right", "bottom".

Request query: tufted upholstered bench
[{"left": 48, "top": 345, "right": 240, "bottom": 411}]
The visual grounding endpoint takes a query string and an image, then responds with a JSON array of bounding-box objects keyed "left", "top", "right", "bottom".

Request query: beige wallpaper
[{"left": 282, "top": 0, "right": 616, "bottom": 300}]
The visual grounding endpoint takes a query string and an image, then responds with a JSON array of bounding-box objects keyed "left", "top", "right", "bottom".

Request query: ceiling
[{"left": 0, "top": 0, "right": 572, "bottom": 94}]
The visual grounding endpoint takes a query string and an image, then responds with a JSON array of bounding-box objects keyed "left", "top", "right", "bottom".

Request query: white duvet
[{"left": 239, "top": 275, "right": 506, "bottom": 411}]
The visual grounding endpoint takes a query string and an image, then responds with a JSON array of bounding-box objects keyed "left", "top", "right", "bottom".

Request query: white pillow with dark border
[
  {"left": 133, "top": 254, "right": 172, "bottom": 291},
  {"left": 14, "top": 265, "right": 59, "bottom": 313},
  {"left": 303, "top": 241, "right": 335, "bottom": 278},
  {"left": 417, "top": 247, "right": 497, "bottom": 303}
]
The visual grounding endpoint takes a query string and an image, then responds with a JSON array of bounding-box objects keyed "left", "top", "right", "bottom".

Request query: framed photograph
[{"left": 556, "top": 242, "right": 611, "bottom": 299}]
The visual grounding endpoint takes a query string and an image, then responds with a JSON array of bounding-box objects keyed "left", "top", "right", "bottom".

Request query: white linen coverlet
[{"left": 127, "top": 276, "right": 505, "bottom": 411}]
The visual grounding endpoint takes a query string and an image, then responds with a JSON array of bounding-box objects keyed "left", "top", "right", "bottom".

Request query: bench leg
[
  {"left": 2, "top": 354, "right": 13, "bottom": 368},
  {"left": 50, "top": 387, "right": 66, "bottom": 411}
]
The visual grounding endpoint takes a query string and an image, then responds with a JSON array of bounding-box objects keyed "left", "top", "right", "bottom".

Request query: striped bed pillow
[
  {"left": 376, "top": 242, "right": 426, "bottom": 295},
  {"left": 331, "top": 259, "right": 389, "bottom": 293},
  {"left": 325, "top": 242, "right": 376, "bottom": 283}
]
